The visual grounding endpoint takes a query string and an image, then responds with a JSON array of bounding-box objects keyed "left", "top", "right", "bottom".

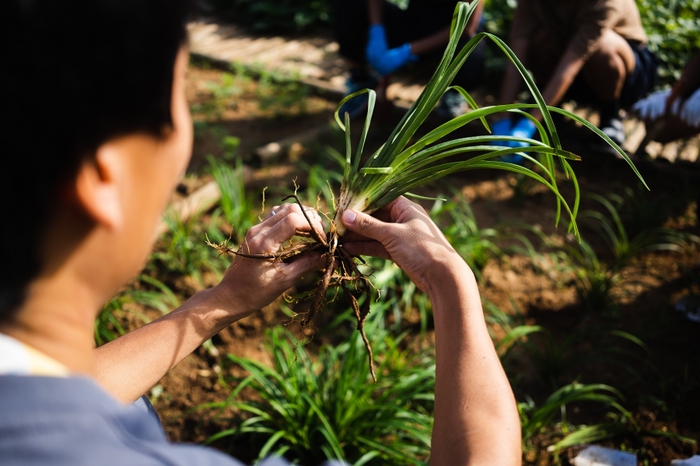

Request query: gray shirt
[{"left": 0, "top": 375, "right": 296, "bottom": 466}]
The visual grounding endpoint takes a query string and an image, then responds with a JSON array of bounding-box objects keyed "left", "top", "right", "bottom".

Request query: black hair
[{"left": 0, "top": 0, "right": 191, "bottom": 319}]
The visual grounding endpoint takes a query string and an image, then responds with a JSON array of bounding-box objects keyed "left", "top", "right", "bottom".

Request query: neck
[{"left": 0, "top": 273, "right": 100, "bottom": 375}]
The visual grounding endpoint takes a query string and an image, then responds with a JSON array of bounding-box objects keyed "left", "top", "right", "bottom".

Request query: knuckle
[
  {"left": 277, "top": 203, "right": 296, "bottom": 215},
  {"left": 245, "top": 236, "right": 263, "bottom": 252},
  {"left": 279, "top": 215, "right": 301, "bottom": 236},
  {"left": 358, "top": 215, "right": 373, "bottom": 231},
  {"left": 286, "top": 212, "right": 305, "bottom": 228}
]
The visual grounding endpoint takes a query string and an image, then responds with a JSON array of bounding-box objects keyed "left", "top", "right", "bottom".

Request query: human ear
[{"left": 73, "top": 146, "right": 125, "bottom": 231}]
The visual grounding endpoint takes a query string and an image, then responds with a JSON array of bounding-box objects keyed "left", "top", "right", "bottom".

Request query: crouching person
[
  {"left": 495, "top": 0, "right": 657, "bottom": 148},
  {"left": 632, "top": 52, "right": 700, "bottom": 153}
]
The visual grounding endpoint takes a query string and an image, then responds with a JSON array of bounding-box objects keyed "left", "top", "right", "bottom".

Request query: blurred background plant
[
  {"left": 207, "top": 155, "right": 259, "bottom": 244},
  {"left": 204, "top": 0, "right": 698, "bottom": 86},
  {"left": 539, "top": 193, "right": 699, "bottom": 315},
  {"left": 256, "top": 68, "right": 311, "bottom": 116},
  {"left": 210, "top": 0, "right": 333, "bottom": 32},
  {"left": 95, "top": 275, "right": 180, "bottom": 345},
  {"left": 636, "top": 0, "right": 700, "bottom": 86},
  {"left": 430, "top": 195, "right": 502, "bottom": 276},
  {"left": 151, "top": 211, "right": 229, "bottom": 287},
  {"left": 519, "top": 383, "right": 633, "bottom": 454}
]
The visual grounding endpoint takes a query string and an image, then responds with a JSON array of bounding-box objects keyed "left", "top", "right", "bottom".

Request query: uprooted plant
[{"left": 210, "top": 1, "right": 646, "bottom": 380}]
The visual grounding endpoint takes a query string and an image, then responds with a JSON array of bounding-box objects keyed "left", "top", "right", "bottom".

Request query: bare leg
[{"left": 582, "top": 29, "right": 636, "bottom": 101}]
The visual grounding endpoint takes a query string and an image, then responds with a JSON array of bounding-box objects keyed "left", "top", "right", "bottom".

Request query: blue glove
[
  {"left": 371, "top": 43, "right": 418, "bottom": 75},
  {"left": 510, "top": 117, "right": 537, "bottom": 143},
  {"left": 365, "top": 25, "right": 417, "bottom": 76},
  {"left": 490, "top": 117, "right": 537, "bottom": 164},
  {"left": 366, "top": 24, "right": 388, "bottom": 68},
  {"left": 490, "top": 118, "right": 512, "bottom": 141}
]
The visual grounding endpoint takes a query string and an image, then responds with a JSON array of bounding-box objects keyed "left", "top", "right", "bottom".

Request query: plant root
[
  {"left": 342, "top": 281, "right": 375, "bottom": 382},
  {"left": 207, "top": 197, "right": 379, "bottom": 381}
]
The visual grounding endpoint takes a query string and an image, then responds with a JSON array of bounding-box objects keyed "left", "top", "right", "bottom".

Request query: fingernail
[{"left": 342, "top": 210, "right": 357, "bottom": 225}]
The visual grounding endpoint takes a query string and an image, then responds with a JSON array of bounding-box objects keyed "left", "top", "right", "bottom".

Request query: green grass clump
[
  {"left": 204, "top": 319, "right": 435, "bottom": 465},
  {"left": 552, "top": 193, "right": 698, "bottom": 315}
]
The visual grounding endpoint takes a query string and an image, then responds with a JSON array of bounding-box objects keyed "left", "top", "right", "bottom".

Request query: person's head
[{"left": 1, "top": 0, "right": 193, "bottom": 320}]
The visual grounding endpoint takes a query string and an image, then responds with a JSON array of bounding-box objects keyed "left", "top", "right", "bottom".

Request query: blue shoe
[{"left": 339, "top": 70, "right": 378, "bottom": 120}]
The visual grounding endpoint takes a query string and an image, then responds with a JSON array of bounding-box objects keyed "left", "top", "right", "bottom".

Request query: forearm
[
  {"left": 499, "top": 40, "right": 529, "bottom": 106},
  {"left": 465, "top": 0, "right": 484, "bottom": 38},
  {"left": 367, "top": 0, "right": 383, "bottom": 25},
  {"left": 531, "top": 50, "right": 584, "bottom": 121},
  {"left": 93, "top": 203, "right": 323, "bottom": 404},
  {"left": 94, "top": 285, "right": 243, "bottom": 403},
  {"left": 338, "top": 199, "right": 521, "bottom": 462},
  {"left": 679, "top": 53, "right": 700, "bottom": 97},
  {"left": 428, "top": 262, "right": 521, "bottom": 465},
  {"left": 410, "top": 27, "right": 451, "bottom": 56},
  {"left": 410, "top": 1, "right": 483, "bottom": 57}
]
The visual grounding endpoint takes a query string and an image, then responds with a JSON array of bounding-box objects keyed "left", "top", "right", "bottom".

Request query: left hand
[
  {"left": 368, "top": 43, "right": 418, "bottom": 76},
  {"left": 213, "top": 203, "right": 325, "bottom": 318},
  {"left": 366, "top": 24, "right": 389, "bottom": 68},
  {"left": 340, "top": 197, "right": 466, "bottom": 296},
  {"left": 633, "top": 89, "right": 674, "bottom": 121},
  {"left": 509, "top": 117, "right": 537, "bottom": 143}
]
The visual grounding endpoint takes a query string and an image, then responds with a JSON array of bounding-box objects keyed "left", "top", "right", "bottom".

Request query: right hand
[
  {"left": 340, "top": 196, "right": 469, "bottom": 296},
  {"left": 633, "top": 89, "right": 676, "bottom": 121},
  {"left": 489, "top": 117, "right": 535, "bottom": 163}
]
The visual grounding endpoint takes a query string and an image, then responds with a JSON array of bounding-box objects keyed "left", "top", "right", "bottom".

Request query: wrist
[
  {"left": 368, "top": 23, "right": 385, "bottom": 37},
  {"left": 186, "top": 285, "right": 250, "bottom": 326},
  {"left": 402, "top": 42, "right": 419, "bottom": 61},
  {"left": 424, "top": 255, "right": 474, "bottom": 303}
]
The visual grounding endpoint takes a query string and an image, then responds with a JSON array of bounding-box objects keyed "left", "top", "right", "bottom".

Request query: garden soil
[{"left": 119, "top": 66, "right": 700, "bottom": 465}]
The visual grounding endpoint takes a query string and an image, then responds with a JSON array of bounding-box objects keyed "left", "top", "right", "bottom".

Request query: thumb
[{"left": 341, "top": 209, "right": 389, "bottom": 242}]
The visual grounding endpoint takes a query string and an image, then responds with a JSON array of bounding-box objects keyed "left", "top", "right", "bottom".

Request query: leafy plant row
[{"left": 94, "top": 152, "right": 699, "bottom": 463}]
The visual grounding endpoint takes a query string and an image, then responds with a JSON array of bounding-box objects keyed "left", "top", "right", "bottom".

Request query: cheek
[
  {"left": 177, "top": 111, "right": 193, "bottom": 175},
  {"left": 171, "top": 93, "right": 193, "bottom": 179}
]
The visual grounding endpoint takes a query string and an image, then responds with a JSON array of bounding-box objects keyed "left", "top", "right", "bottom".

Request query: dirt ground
[{"left": 129, "top": 64, "right": 700, "bottom": 465}]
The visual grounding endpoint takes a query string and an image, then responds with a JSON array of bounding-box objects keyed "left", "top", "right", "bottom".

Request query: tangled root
[{"left": 208, "top": 193, "right": 378, "bottom": 381}]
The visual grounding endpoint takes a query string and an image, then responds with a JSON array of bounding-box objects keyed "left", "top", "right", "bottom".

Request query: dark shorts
[
  {"left": 620, "top": 40, "right": 659, "bottom": 108},
  {"left": 566, "top": 39, "right": 659, "bottom": 109}
]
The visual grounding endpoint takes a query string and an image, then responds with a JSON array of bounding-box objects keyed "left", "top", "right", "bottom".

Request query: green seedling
[
  {"left": 202, "top": 318, "right": 435, "bottom": 465},
  {"left": 210, "top": 1, "right": 646, "bottom": 378}
]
